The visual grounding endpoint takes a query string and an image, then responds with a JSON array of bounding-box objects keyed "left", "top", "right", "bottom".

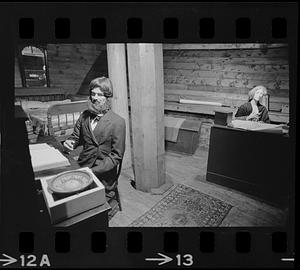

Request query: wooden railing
[{"left": 15, "top": 87, "right": 66, "bottom": 102}]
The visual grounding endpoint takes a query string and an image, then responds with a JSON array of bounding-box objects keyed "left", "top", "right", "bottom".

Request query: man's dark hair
[{"left": 89, "top": 77, "right": 113, "bottom": 98}]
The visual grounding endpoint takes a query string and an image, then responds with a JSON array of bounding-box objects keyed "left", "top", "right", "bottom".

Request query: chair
[
  {"left": 105, "top": 160, "right": 123, "bottom": 211},
  {"left": 264, "top": 94, "right": 270, "bottom": 111},
  {"left": 47, "top": 100, "right": 88, "bottom": 142}
]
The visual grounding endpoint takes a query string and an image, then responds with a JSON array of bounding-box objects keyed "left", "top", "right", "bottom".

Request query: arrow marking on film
[
  {"left": 0, "top": 254, "right": 17, "bottom": 267},
  {"left": 145, "top": 253, "right": 173, "bottom": 265}
]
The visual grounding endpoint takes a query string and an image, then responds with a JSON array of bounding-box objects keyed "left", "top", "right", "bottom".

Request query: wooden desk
[
  {"left": 35, "top": 135, "right": 110, "bottom": 228},
  {"left": 206, "top": 125, "right": 291, "bottom": 206},
  {"left": 55, "top": 202, "right": 111, "bottom": 229},
  {"left": 34, "top": 135, "right": 80, "bottom": 178},
  {"left": 36, "top": 190, "right": 111, "bottom": 229}
]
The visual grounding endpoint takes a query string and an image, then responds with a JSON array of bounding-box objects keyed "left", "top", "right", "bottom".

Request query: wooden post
[
  {"left": 127, "top": 44, "right": 165, "bottom": 192},
  {"left": 107, "top": 43, "right": 132, "bottom": 170}
]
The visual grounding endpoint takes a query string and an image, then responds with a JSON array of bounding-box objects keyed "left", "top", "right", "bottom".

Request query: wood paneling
[
  {"left": 164, "top": 83, "right": 289, "bottom": 98},
  {"left": 47, "top": 44, "right": 105, "bottom": 96},
  {"left": 164, "top": 89, "right": 289, "bottom": 111},
  {"left": 165, "top": 68, "right": 288, "bottom": 81},
  {"left": 14, "top": 43, "right": 289, "bottom": 123},
  {"left": 14, "top": 44, "right": 107, "bottom": 99},
  {"left": 164, "top": 75, "right": 289, "bottom": 90},
  {"left": 163, "top": 43, "right": 287, "bottom": 50},
  {"left": 164, "top": 56, "right": 289, "bottom": 65},
  {"left": 164, "top": 47, "right": 288, "bottom": 58},
  {"left": 77, "top": 51, "right": 108, "bottom": 96},
  {"left": 163, "top": 44, "right": 290, "bottom": 122},
  {"left": 164, "top": 62, "right": 289, "bottom": 74},
  {"left": 14, "top": 57, "right": 23, "bottom": 87}
]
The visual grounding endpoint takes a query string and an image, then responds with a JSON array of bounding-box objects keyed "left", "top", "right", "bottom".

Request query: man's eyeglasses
[{"left": 90, "top": 92, "right": 104, "bottom": 97}]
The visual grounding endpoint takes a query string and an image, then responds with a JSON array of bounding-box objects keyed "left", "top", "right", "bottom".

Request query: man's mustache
[
  {"left": 90, "top": 97, "right": 101, "bottom": 103},
  {"left": 90, "top": 98, "right": 107, "bottom": 108}
]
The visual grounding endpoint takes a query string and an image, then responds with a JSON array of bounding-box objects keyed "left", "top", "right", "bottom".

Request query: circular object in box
[{"left": 48, "top": 170, "right": 93, "bottom": 196}]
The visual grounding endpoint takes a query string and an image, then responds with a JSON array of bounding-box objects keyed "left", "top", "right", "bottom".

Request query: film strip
[{"left": 0, "top": 2, "right": 296, "bottom": 269}]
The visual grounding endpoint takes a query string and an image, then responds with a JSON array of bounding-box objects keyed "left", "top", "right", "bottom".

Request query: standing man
[{"left": 64, "top": 77, "right": 126, "bottom": 190}]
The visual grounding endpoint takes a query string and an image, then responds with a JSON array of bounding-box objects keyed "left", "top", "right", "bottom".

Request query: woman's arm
[
  {"left": 234, "top": 103, "right": 250, "bottom": 120},
  {"left": 234, "top": 103, "right": 261, "bottom": 121},
  {"left": 259, "top": 106, "right": 271, "bottom": 123},
  {"left": 235, "top": 104, "right": 247, "bottom": 117}
]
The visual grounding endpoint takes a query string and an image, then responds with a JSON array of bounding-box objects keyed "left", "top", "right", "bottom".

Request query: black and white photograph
[
  {"left": 13, "top": 42, "right": 291, "bottom": 228},
  {"left": 0, "top": 2, "right": 297, "bottom": 268}
]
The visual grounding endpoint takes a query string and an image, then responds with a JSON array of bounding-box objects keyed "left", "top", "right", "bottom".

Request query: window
[{"left": 18, "top": 46, "right": 50, "bottom": 87}]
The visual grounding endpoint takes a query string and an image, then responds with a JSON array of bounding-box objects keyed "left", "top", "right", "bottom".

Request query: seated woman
[{"left": 235, "top": 85, "right": 270, "bottom": 123}]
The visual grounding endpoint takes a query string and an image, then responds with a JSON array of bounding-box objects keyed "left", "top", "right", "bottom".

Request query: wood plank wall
[
  {"left": 77, "top": 50, "right": 108, "bottom": 96},
  {"left": 15, "top": 43, "right": 289, "bottom": 111},
  {"left": 14, "top": 44, "right": 106, "bottom": 97},
  {"left": 47, "top": 44, "right": 106, "bottom": 96},
  {"left": 14, "top": 43, "right": 290, "bottom": 149},
  {"left": 163, "top": 44, "right": 289, "bottom": 112},
  {"left": 14, "top": 57, "right": 22, "bottom": 87}
]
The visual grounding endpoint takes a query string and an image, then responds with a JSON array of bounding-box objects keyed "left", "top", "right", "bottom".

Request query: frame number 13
[{"left": 176, "top": 254, "right": 193, "bottom": 266}]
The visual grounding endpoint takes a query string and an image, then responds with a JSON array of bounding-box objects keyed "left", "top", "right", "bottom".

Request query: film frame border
[{"left": 0, "top": 2, "right": 296, "bottom": 268}]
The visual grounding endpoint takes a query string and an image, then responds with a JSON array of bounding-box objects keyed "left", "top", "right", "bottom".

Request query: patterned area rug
[
  {"left": 129, "top": 184, "right": 232, "bottom": 227},
  {"left": 108, "top": 199, "right": 120, "bottom": 221}
]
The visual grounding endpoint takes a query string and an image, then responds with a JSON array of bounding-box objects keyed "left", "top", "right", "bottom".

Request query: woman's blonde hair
[{"left": 248, "top": 85, "right": 267, "bottom": 101}]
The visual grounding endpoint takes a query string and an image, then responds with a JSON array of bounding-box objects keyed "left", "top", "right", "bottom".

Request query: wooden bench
[
  {"left": 164, "top": 89, "right": 289, "bottom": 124},
  {"left": 165, "top": 101, "right": 289, "bottom": 124}
]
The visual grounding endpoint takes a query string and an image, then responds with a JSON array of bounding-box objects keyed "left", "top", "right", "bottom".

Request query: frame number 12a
[{"left": 20, "top": 254, "right": 50, "bottom": 267}]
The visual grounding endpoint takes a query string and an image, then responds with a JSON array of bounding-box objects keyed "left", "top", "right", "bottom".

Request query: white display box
[{"left": 40, "top": 167, "right": 106, "bottom": 224}]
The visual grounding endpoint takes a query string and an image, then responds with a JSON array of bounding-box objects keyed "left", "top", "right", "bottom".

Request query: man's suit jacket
[{"left": 68, "top": 109, "right": 126, "bottom": 190}]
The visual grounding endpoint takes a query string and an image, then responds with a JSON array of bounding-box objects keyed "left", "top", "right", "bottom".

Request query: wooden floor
[{"left": 109, "top": 145, "right": 287, "bottom": 227}]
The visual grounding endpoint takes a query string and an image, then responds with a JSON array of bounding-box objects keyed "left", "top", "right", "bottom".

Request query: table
[
  {"left": 206, "top": 125, "right": 292, "bottom": 206},
  {"left": 35, "top": 135, "right": 111, "bottom": 228}
]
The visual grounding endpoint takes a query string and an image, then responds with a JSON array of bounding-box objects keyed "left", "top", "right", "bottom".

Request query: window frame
[{"left": 17, "top": 45, "right": 50, "bottom": 88}]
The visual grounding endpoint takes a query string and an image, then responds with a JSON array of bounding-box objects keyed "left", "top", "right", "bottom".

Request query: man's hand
[
  {"left": 246, "top": 112, "right": 261, "bottom": 121},
  {"left": 63, "top": 139, "right": 76, "bottom": 152}
]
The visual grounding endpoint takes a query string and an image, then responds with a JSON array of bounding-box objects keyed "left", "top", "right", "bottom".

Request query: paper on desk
[
  {"left": 29, "top": 143, "right": 70, "bottom": 172},
  {"left": 231, "top": 120, "right": 284, "bottom": 133},
  {"left": 29, "top": 143, "right": 51, "bottom": 151}
]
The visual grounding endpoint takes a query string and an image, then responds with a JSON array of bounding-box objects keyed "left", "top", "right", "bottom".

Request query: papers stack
[
  {"left": 231, "top": 120, "right": 284, "bottom": 134},
  {"left": 29, "top": 143, "right": 70, "bottom": 172}
]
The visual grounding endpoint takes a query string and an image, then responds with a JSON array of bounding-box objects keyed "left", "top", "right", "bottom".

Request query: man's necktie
[
  {"left": 91, "top": 114, "right": 103, "bottom": 121},
  {"left": 94, "top": 115, "right": 102, "bottom": 121},
  {"left": 91, "top": 114, "right": 103, "bottom": 131}
]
